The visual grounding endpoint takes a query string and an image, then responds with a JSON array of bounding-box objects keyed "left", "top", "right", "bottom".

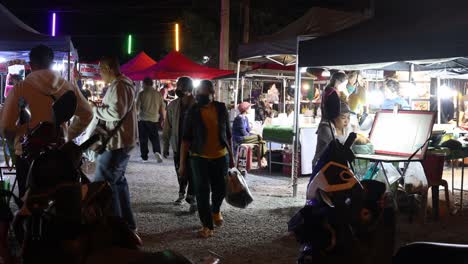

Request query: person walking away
[
  {"left": 92, "top": 56, "right": 139, "bottom": 238},
  {"left": 179, "top": 80, "right": 235, "bottom": 238},
  {"left": 136, "top": 77, "right": 166, "bottom": 162},
  {"left": 232, "top": 102, "right": 267, "bottom": 167},
  {"left": 0, "top": 45, "right": 92, "bottom": 198},
  {"left": 162, "top": 77, "right": 197, "bottom": 209}
]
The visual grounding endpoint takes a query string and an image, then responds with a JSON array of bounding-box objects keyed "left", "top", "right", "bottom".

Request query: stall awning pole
[
  {"left": 67, "top": 51, "right": 71, "bottom": 82},
  {"left": 217, "top": 80, "right": 221, "bottom": 101},
  {"left": 234, "top": 60, "right": 241, "bottom": 107},
  {"left": 0, "top": 75, "right": 4, "bottom": 103},
  {"left": 437, "top": 77, "right": 441, "bottom": 124},
  {"left": 249, "top": 80, "right": 253, "bottom": 103},
  {"left": 292, "top": 37, "right": 304, "bottom": 198},
  {"left": 240, "top": 76, "right": 245, "bottom": 102},
  {"left": 283, "top": 78, "right": 287, "bottom": 113}
]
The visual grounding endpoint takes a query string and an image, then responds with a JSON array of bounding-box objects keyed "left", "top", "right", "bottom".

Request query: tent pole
[
  {"left": 437, "top": 77, "right": 441, "bottom": 124},
  {"left": 235, "top": 60, "right": 241, "bottom": 107},
  {"left": 249, "top": 80, "right": 252, "bottom": 103},
  {"left": 241, "top": 76, "right": 245, "bottom": 102},
  {"left": 217, "top": 80, "right": 221, "bottom": 101},
  {"left": 67, "top": 52, "right": 71, "bottom": 82},
  {"left": 0, "top": 75, "right": 4, "bottom": 103},
  {"left": 408, "top": 63, "right": 414, "bottom": 107},
  {"left": 292, "top": 37, "right": 302, "bottom": 198},
  {"left": 283, "top": 78, "right": 287, "bottom": 113}
]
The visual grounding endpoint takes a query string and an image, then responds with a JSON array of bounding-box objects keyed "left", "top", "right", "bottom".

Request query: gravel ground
[
  {"left": 100, "top": 150, "right": 468, "bottom": 263},
  {"left": 116, "top": 150, "right": 308, "bottom": 264},
  {"left": 5, "top": 148, "right": 468, "bottom": 263}
]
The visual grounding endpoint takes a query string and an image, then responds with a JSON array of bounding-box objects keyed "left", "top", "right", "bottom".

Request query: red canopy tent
[
  {"left": 121, "top": 51, "right": 157, "bottom": 80},
  {"left": 132, "top": 51, "right": 233, "bottom": 80}
]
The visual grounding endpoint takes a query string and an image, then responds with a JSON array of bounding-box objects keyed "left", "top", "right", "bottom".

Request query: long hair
[{"left": 325, "top": 71, "right": 348, "bottom": 90}]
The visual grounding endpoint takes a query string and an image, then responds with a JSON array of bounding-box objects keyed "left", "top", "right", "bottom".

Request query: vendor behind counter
[{"left": 313, "top": 101, "right": 369, "bottom": 167}]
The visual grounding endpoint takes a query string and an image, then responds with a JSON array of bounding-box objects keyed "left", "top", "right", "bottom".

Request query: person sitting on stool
[{"left": 232, "top": 102, "right": 267, "bottom": 168}]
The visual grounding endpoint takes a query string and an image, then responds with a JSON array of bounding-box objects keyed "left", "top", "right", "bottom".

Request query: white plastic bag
[
  {"left": 403, "top": 162, "right": 428, "bottom": 194},
  {"left": 225, "top": 168, "right": 253, "bottom": 208},
  {"left": 374, "top": 163, "right": 401, "bottom": 188}
]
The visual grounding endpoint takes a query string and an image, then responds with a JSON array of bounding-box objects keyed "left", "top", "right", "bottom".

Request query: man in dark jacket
[{"left": 162, "top": 77, "right": 196, "bottom": 210}]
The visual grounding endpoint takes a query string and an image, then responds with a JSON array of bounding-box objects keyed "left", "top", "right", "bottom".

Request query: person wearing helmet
[{"left": 232, "top": 102, "right": 267, "bottom": 167}]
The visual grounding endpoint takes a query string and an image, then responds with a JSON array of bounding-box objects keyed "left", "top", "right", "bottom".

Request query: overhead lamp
[
  {"left": 300, "top": 67, "right": 307, "bottom": 73},
  {"left": 439, "top": 85, "right": 457, "bottom": 99},
  {"left": 322, "top": 69, "right": 331, "bottom": 77},
  {"left": 193, "top": 79, "right": 201, "bottom": 87}
]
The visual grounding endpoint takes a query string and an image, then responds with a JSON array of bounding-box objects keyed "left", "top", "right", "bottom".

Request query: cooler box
[
  {"left": 267, "top": 150, "right": 283, "bottom": 172},
  {"left": 282, "top": 150, "right": 301, "bottom": 176}
]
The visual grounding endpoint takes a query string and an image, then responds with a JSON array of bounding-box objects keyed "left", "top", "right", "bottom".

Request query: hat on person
[{"left": 238, "top": 102, "right": 251, "bottom": 113}]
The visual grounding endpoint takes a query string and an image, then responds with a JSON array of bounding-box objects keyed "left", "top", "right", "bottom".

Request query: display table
[{"left": 262, "top": 125, "right": 317, "bottom": 175}]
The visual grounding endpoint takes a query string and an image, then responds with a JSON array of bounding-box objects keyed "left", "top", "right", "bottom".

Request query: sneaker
[
  {"left": 174, "top": 194, "right": 185, "bottom": 205},
  {"left": 140, "top": 157, "right": 148, "bottom": 163},
  {"left": 130, "top": 229, "right": 143, "bottom": 247},
  {"left": 198, "top": 227, "right": 214, "bottom": 238},
  {"left": 189, "top": 203, "right": 198, "bottom": 214},
  {"left": 185, "top": 195, "right": 196, "bottom": 204},
  {"left": 154, "top": 152, "right": 163, "bottom": 163},
  {"left": 212, "top": 212, "right": 224, "bottom": 227}
]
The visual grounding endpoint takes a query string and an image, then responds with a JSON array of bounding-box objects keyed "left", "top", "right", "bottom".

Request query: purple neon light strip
[{"left": 52, "top": 13, "right": 56, "bottom": 36}]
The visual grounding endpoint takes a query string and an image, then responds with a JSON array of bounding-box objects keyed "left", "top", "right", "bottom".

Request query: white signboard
[{"left": 369, "top": 110, "right": 435, "bottom": 159}]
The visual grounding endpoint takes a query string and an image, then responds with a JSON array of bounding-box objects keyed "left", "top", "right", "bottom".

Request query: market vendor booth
[
  {"left": 294, "top": 0, "right": 468, "bottom": 214},
  {"left": 232, "top": 7, "right": 371, "bottom": 189},
  {"left": 0, "top": 3, "right": 77, "bottom": 102}
]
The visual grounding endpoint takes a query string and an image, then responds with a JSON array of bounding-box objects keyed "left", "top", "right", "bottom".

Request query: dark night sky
[{"left": 0, "top": 0, "right": 369, "bottom": 63}]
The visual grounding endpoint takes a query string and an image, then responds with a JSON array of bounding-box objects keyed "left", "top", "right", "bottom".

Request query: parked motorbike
[
  {"left": 6, "top": 91, "right": 193, "bottom": 264},
  {"left": 289, "top": 132, "right": 396, "bottom": 264},
  {"left": 290, "top": 114, "right": 468, "bottom": 263}
]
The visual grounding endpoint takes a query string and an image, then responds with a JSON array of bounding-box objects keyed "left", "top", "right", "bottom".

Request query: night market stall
[
  {"left": 0, "top": 3, "right": 77, "bottom": 102},
  {"left": 294, "top": 0, "right": 468, "bottom": 215},
  {"left": 233, "top": 7, "right": 371, "bottom": 189}
]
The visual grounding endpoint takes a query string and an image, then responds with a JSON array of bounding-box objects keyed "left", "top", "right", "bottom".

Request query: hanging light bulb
[{"left": 322, "top": 69, "right": 330, "bottom": 77}]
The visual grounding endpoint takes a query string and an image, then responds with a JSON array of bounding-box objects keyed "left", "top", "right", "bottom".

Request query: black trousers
[
  {"left": 15, "top": 155, "right": 29, "bottom": 198},
  {"left": 138, "top": 121, "right": 161, "bottom": 159},
  {"left": 173, "top": 152, "right": 194, "bottom": 200}
]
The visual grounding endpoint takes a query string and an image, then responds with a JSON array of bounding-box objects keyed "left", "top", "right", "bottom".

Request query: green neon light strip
[{"left": 128, "top": 34, "right": 132, "bottom": 54}]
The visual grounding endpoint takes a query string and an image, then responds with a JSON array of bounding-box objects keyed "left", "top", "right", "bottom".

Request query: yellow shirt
[{"left": 192, "top": 103, "right": 228, "bottom": 159}]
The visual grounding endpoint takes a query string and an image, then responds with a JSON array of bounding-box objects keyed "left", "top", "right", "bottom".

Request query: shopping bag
[
  {"left": 225, "top": 168, "right": 253, "bottom": 208},
  {"left": 404, "top": 162, "right": 428, "bottom": 194}
]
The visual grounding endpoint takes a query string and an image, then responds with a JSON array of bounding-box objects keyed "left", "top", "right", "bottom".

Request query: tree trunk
[
  {"left": 219, "top": 0, "right": 230, "bottom": 69},
  {"left": 242, "top": 0, "right": 250, "bottom": 44}
]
